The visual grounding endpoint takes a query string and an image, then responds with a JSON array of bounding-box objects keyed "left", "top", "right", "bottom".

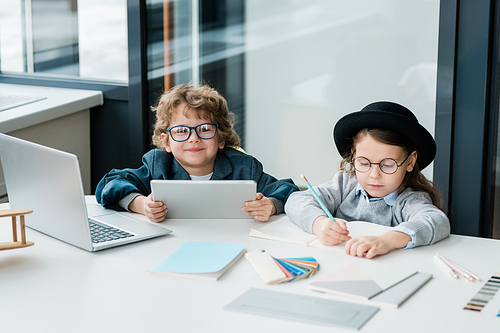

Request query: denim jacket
[{"left": 95, "top": 147, "right": 299, "bottom": 214}]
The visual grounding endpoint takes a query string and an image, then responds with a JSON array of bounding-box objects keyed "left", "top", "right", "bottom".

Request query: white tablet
[{"left": 151, "top": 180, "right": 257, "bottom": 219}]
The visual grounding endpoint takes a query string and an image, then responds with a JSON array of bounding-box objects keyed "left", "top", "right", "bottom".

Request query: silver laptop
[
  {"left": 151, "top": 180, "right": 256, "bottom": 219},
  {"left": 0, "top": 133, "right": 171, "bottom": 251}
]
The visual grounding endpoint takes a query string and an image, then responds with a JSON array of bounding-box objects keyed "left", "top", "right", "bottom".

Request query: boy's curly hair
[{"left": 151, "top": 84, "right": 240, "bottom": 149}]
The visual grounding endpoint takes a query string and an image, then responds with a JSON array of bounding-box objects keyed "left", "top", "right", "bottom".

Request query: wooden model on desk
[{"left": 0, "top": 209, "right": 34, "bottom": 250}]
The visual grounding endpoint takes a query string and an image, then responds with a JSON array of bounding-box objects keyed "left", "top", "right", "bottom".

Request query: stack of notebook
[
  {"left": 309, "top": 260, "right": 432, "bottom": 308},
  {"left": 245, "top": 250, "right": 319, "bottom": 284},
  {"left": 149, "top": 241, "right": 246, "bottom": 281}
]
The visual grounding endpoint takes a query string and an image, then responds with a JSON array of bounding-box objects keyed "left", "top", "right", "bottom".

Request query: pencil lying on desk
[
  {"left": 433, "top": 254, "right": 459, "bottom": 279},
  {"left": 435, "top": 253, "right": 480, "bottom": 282},
  {"left": 300, "top": 174, "right": 336, "bottom": 222}
]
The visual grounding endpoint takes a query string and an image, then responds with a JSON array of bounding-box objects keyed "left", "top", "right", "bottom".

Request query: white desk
[
  {"left": 0, "top": 83, "right": 103, "bottom": 133},
  {"left": 1, "top": 196, "right": 499, "bottom": 332}
]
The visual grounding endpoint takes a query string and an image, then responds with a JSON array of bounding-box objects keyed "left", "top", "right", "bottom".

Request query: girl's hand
[
  {"left": 312, "top": 216, "right": 351, "bottom": 245},
  {"left": 242, "top": 193, "right": 276, "bottom": 222},
  {"left": 129, "top": 194, "right": 167, "bottom": 223},
  {"left": 345, "top": 231, "right": 412, "bottom": 259}
]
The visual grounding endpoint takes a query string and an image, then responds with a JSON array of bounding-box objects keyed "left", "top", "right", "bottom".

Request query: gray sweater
[{"left": 284, "top": 171, "right": 450, "bottom": 248}]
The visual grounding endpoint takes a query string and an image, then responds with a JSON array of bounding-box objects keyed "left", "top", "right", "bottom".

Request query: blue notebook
[{"left": 149, "top": 241, "right": 246, "bottom": 281}]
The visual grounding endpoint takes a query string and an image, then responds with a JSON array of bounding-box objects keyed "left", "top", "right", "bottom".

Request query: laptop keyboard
[{"left": 89, "top": 220, "right": 134, "bottom": 243}]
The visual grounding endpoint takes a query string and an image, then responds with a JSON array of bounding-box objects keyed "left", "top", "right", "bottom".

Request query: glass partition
[
  {"left": 146, "top": 0, "right": 245, "bottom": 145},
  {"left": 245, "top": 1, "right": 439, "bottom": 186},
  {"left": 145, "top": 0, "right": 440, "bottom": 187}
]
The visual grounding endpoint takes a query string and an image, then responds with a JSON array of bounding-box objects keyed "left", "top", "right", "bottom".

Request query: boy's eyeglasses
[
  {"left": 351, "top": 155, "right": 411, "bottom": 175},
  {"left": 167, "top": 123, "right": 218, "bottom": 142}
]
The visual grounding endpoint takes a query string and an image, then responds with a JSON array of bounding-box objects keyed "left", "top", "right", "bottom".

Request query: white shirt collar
[
  {"left": 355, "top": 183, "right": 398, "bottom": 206},
  {"left": 189, "top": 172, "right": 213, "bottom": 181}
]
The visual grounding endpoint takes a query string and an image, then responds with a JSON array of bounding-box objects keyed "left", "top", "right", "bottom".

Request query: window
[{"left": 0, "top": 0, "right": 128, "bottom": 82}]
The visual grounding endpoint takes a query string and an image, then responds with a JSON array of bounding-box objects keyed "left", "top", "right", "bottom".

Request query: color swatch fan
[{"left": 245, "top": 250, "right": 319, "bottom": 284}]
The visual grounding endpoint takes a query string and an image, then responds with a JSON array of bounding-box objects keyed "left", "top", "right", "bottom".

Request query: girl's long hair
[{"left": 340, "top": 128, "right": 445, "bottom": 212}]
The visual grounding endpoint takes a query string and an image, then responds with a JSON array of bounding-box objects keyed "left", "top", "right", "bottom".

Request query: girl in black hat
[{"left": 285, "top": 101, "right": 450, "bottom": 259}]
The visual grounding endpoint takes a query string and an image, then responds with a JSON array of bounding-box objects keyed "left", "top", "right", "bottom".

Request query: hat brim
[{"left": 333, "top": 110, "right": 436, "bottom": 170}]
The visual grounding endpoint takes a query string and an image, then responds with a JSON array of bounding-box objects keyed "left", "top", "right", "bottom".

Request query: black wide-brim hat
[{"left": 333, "top": 101, "right": 436, "bottom": 170}]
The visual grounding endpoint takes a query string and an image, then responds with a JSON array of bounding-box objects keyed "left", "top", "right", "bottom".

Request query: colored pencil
[
  {"left": 300, "top": 174, "right": 336, "bottom": 222},
  {"left": 435, "top": 253, "right": 476, "bottom": 282},
  {"left": 435, "top": 253, "right": 481, "bottom": 281},
  {"left": 433, "top": 254, "right": 459, "bottom": 279}
]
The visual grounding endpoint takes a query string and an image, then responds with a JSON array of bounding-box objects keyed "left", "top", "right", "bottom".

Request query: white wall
[{"left": 245, "top": 0, "right": 439, "bottom": 186}]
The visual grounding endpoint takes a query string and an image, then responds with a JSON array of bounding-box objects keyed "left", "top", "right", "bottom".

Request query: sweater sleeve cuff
[
  {"left": 118, "top": 192, "right": 141, "bottom": 211},
  {"left": 392, "top": 225, "right": 416, "bottom": 249},
  {"left": 269, "top": 197, "right": 284, "bottom": 215}
]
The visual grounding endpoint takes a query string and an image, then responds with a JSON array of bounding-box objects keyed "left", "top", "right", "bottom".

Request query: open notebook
[{"left": 250, "top": 216, "right": 392, "bottom": 250}]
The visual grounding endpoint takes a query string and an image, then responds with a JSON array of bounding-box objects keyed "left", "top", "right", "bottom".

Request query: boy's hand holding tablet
[
  {"left": 129, "top": 194, "right": 167, "bottom": 223},
  {"left": 243, "top": 193, "right": 277, "bottom": 222}
]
